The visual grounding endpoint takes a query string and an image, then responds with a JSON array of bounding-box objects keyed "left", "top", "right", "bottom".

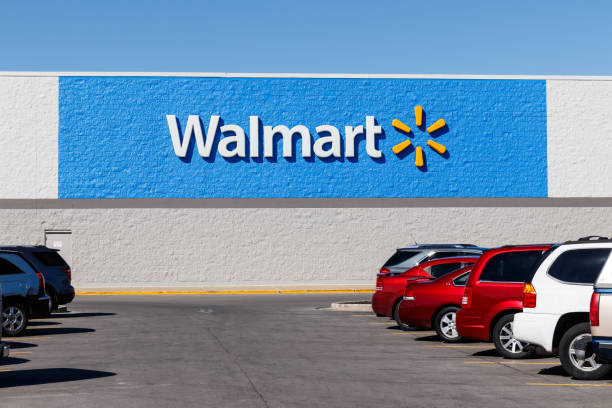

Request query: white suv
[{"left": 513, "top": 237, "right": 612, "bottom": 380}]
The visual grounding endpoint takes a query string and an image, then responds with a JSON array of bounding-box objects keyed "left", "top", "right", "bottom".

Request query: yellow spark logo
[{"left": 392, "top": 106, "right": 447, "bottom": 168}]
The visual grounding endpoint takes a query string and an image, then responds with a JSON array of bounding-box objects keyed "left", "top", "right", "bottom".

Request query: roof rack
[
  {"left": 562, "top": 236, "right": 612, "bottom": 245},
  {"left": 577, "top": 236, "right": 610, "bottom": 241},
  {"left": 396, "top": 244, "right": 482, "bottom": 250}
]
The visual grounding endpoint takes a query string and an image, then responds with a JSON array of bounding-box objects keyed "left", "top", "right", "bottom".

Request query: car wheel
[
  {"left": 434, "top": 306, "right": 461, "bottom": 343},
  {"left": 393, "top": 300, "right": 412, "bottom": 331},
  {"left": 559, "top": 322, "right": 612, "bottom": 380},
  {"left": 492, "top": 314, "right": 534, "bottom": 359},
  {"left": 2, "top": 303, "right": 29, "bottom": 336}
]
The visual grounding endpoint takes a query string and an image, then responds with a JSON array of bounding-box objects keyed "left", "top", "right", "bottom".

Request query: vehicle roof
[
  {"left": 418, "top": 256, "right": 481, "bottom": 267},
  {"left": 0, "top": 245, "right": 58, "bottom": 252},
  {"left": 486, "top": 244, "right": 553, "bottom": 253},
  {"left": 396, "top": 244, "right": 484, "bottom": 251}
]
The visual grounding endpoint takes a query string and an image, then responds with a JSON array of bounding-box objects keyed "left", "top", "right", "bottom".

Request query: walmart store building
[{"left": 0, "top": 72, "right": 611, "bottom": 290}]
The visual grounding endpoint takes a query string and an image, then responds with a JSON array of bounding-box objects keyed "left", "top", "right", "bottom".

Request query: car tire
[
  {"left": 2, "top": 303, "right": 29, "bottom": 336},
  {"left": 434, "top": 306, "right": 461, "bottom": 343},
  {"left": 39, "top": 289, "right": 57, "bottom": 317},
  {"left": 492, "top": 314, "right": 534, "bottom": 359},
  {"left": 48, "top": 288, "right": 58, "bottom": 311},
  {"left": 393, "top": 300, "right": 412, "bottom": 331},
  {"left": 559, "top": 322, "right": 612, "bottom": 380}
]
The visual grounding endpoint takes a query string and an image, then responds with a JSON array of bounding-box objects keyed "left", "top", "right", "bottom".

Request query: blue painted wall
[{"left": 58, "top": 77, "right": 547, "bottom": 198}]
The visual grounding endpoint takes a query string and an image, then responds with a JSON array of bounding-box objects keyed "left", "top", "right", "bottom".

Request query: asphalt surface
[{"left": 1, "top": 294, "right": 612, "bottom": 407}]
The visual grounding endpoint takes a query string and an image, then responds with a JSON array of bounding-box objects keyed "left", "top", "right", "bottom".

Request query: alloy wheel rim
[
  {"left": 499, "top": 321, "right": 529, "bottom": 354},
  {"left": 2, "top": 306, "right": 24, "bottom": 332},
  {"left": 569, "top": 333, "right": 600, "bottom": 372},
  {"left": 440, "top": 312, "right": 458, "bottom": 338}
]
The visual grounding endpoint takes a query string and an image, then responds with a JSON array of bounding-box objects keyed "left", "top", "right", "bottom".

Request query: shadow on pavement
[
  {"left": 51, "top": 312, "right": 116, "bottom": 318},
  {"left": 472, "top": 349, "right": 556, "bottom": 359},
  {"left": 21, "top": 327, "right": 95, "bottom": 336},
  {"left": 471, "top": 349, "right": 499, "bottom": 357},
  {"left": 5, "top": 341, "right": 37, "bottom": 350},
  {"left": 1, "top": 357, "right": 29, "bottom": 366},
  {"left": 538, "top": 365, "right": 570, "bottom": 377},
  {"left": 413, "top": 335, "right": 441, "bottom": 342},
  {"left": 27, "top": 321, "right": 61, "bottom": 326},
  {"left": 0, "top": 368, "right": 116, "bottom": 388}
]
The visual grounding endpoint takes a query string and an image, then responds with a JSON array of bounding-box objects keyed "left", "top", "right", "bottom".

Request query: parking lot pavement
[{"left": 2, "top": 294, "right": 612, "bottom": 407}]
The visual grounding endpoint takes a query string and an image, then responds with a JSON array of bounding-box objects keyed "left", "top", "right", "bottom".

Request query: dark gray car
[
  {"left": 380, "top": 244, "right": 486, "bottom": 276},
  {"left": 0, "top": 246, "right": 75, "bottom": 312}
]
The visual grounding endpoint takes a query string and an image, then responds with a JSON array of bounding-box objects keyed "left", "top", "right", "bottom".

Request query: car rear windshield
[
  {"left": 548, "top": 248, "right": 611, "bottom": 284},
  {"left": 382, "top": 251, "right": 420, "bottom": 267},
  {"left": 426, "top": 262, "right": 469, "bottom": 278},
  {"left": 479, "top": 250, "right": 544, "bottom": 282},
  {"left": 427, "top": 251, "right": 480, "bottom": 261},
  {"left": 32, "top": 251, "right": 68, "bottom": 267}
]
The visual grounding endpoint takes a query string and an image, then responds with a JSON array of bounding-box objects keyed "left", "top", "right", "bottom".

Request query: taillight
[
  {"left": 36, "top": 272, "right": 45, "bottom": 291},
  {"left": 376, "top": 278, "right": 384, "bottom": 291},
  {"left": 522, "top": 283, "right": 537, "bottom": 308},
  {"left": 590, "top": 292, "right": 601, "bottom": 327},
  {"left": 461, "top": 287, "right": 472, "bottom": 309},
  {"left": 379, "top": 268, "right": 390, "bottom": 275},
  {"left": 403, "top": 284, "right": 414, "bottom": 300},
  {"left": 61, "top": 267, "right": 72, "bottom": 282}
]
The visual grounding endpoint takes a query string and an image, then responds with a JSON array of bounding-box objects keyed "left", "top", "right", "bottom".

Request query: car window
[
  {"left": 479, "top": 251, "right": 543, "bottom": 282},
  {"left": 383, "top": 251, "right": 420, "bottom": 267},
  {"left": 428, "top": 251, "right": 462, "bottom": 261},
  {"left": 32, "top": 251, "right": 68, "bottom": 267},
  {"left": 0, "top": 253, "right": 36, "bottom": 276},
  {"left": 453, "top": 272, "right": 470, "bottom": 286},
  {"left": 548, "top": 248, "right": 611, "bottom": 284},
  {"left": 424, "top": 262, "right": 464, "bottom": 278},
  {"left": 428, "top": 251, "right": 480, "bottom": 261}
]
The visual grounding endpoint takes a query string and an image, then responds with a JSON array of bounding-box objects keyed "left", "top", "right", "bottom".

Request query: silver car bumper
[{"left": 0, "top": 342, "right": 9, "bottom": 359}]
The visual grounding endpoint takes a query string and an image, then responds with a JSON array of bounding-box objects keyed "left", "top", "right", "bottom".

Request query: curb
[
  {"left": 330, "top": 301, "right": 373, "bottom": 312},
  {"left": 75, "top": 289, "right": 376, "bottom": 296}
]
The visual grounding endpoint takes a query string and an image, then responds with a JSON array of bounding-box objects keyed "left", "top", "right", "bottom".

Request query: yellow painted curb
[{"left": 75, "top": 289, "right": 376, "bottom": 296}]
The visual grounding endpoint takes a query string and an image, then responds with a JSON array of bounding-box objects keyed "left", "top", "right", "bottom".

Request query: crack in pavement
[{"left": 206, "top": 327, "right": 270, "bottom": 408}]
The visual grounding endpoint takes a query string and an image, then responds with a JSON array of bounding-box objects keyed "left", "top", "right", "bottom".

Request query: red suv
[
  {"left": 372, "top": 257, "right": 478, "bottom": 329},
  {"left": 456, "top": 245, "right": 551, "bottom": 358},
  {"left": 398, "top": 266, "right": 472, "bottom": 342}
]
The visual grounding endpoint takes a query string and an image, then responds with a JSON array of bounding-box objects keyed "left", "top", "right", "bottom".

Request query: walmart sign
[{"left": 58, "top": 77, "right": 547, "bottom": 198}]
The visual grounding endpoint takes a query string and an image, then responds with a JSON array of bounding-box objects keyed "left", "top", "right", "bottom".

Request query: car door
[
  {"left": 0, "top": 253, "right": 29, "bottom": 296},
  {"left": 593, "top": 254, "right": 612, "bottom": 338},
  {"left": 471, "top": 250, "right": 544, "bottom": 321},
  {"left": 532, "top": 246, "right": 612, "bottom": 315}
]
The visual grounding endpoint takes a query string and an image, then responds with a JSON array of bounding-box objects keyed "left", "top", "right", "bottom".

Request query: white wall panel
[
  {"left": 0, "top": 77, "right": 58, "bottom": 198},
  {"left": 548, "top": 80, "right": 612, "bottom": 197}
]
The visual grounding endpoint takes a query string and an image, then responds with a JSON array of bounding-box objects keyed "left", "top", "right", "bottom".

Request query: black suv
[{"left": 0, "top": 246, "right": 75, "bottom": 312}]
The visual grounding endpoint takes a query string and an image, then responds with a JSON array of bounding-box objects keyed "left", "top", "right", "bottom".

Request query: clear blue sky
[{"left": 0, "top": 0, "right": 610, "bottom": 74}]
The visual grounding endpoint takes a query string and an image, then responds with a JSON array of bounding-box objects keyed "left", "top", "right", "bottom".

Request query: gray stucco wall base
[{"left": 0, "top": 200, "right": 610, "bottom": 289}]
